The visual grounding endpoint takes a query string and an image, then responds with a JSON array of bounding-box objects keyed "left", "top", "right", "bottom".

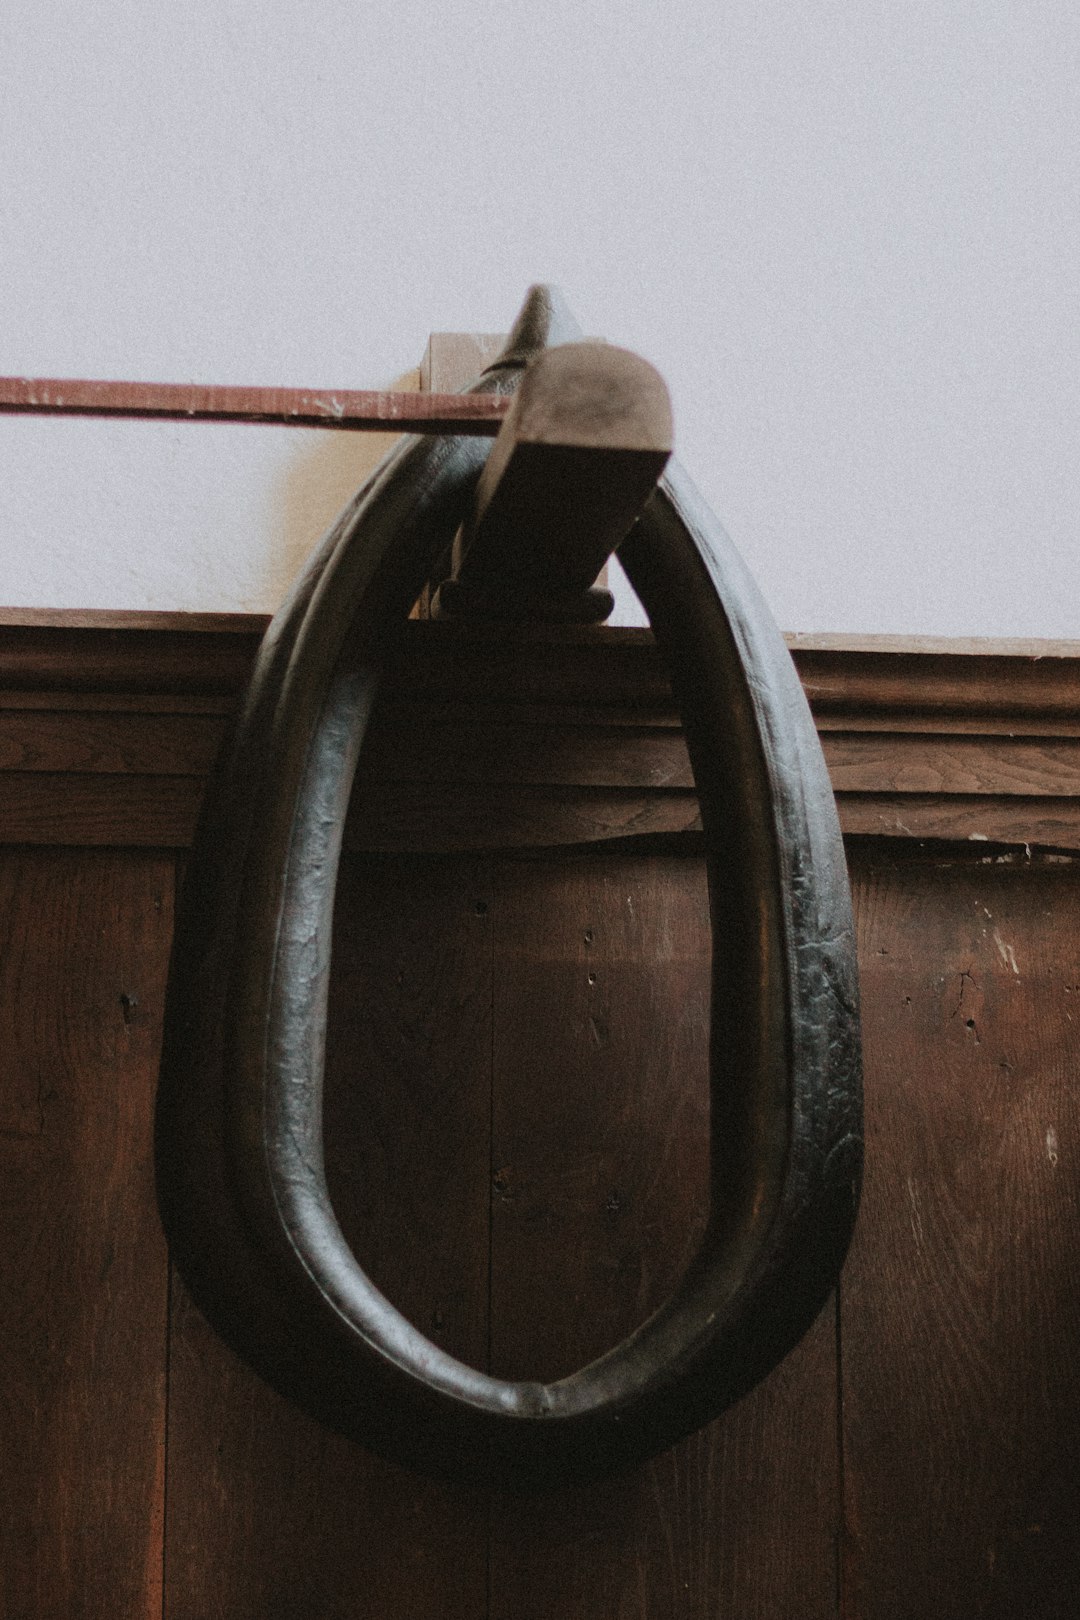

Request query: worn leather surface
[{"left": 156, "top": 286, "right": 862, "bottom": 1489}]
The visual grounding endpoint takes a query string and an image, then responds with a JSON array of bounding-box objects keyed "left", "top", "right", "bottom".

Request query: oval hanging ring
[{"left": 156, "top": 286, "right": 862, "bottom": 1489}]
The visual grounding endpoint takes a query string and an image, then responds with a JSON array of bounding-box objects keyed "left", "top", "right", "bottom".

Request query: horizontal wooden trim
[
  {"left": 0, "top": 773, "right": 701, "bottom": 854},
  {"left": 786, "top": 632, "right": 1080, "bottom": 658},
  {"left": 837, "top": 794, "right": 1080, "bottom": 849},
  {"left": 2, "top": 615, "right": 1079, "bottom": 851},
  {"left": 4, "top": 612, "right": 1080, "bottom": 718},
  {"left": 0, "top": 608, "right": 269, "bottom": 633}
]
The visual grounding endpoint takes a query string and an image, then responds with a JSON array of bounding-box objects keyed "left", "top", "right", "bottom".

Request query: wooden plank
[
  {"left": 837, "top": 793, "right": 1080, "bottom": 849},
  {"left": 0, "top": 848, "right": 173, "bottom": 1619},
  {"left": 8, "top": 622, "right": 1080, "bottom": 857},
  {"left": 0, "top": 710, "right": 687, "bottom": 786},
  {"left": 823, "top": 733, "right": 1080, "bottom": 798},
  {"left": 842, "top": 847, "right": 1080, "bottom": 1617},
  {"left": 13, "top": 706, "right": 1080, "bottom": 804},
  {"left": 487, "top": 853, "right": 839, "bottom": 1618},
  {"left": 788, "top": 632, "right": 1080, "bottom": 658},
  {"left": 343, "top": 784, "right": 702, "bottom": 854},
  {"left": 0, "top": 772, "right": 701, "bottom": 852},
  {"left": 3, "top": 614, "right": 1080, "bottom": 728},
  {"left": 0, "top": 609, "right": 268, "bottom": 633},
  {"left": 8, "top": 774, "right": 1080, "bottom": 859},
  {"left": 12, "top": 773, "right": 1080, "bottom": 857},
  {"left": 360, "top": 716, "right": 692, "bottom": 788},
  {"left": 0, "top": 772, "right": 205, "bottom": 847},
  {"left": 0, "top": 622, "right": 264, "bottom": 696},
  {"left": 0, "top": 374, "right": 510, "bottom": 435},
  {"left": 0, "top": 710, "right": 226, "bottom": 775},
  {"left": 817, "top": 712, "right": 1080, "bottom": 738},
  {"left": 797, "top": 646, "right": 1080, "bottom": 721},
  {"left": 163, "top": 854, "right": 492, "bottom": 1620},
  {"left": 0, "top": 689, "right": 237, "bottom": 716}
]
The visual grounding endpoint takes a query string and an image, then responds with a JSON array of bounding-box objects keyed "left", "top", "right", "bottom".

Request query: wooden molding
[{"left": 1, "top": 613, "right": 1079, "bottom": 851}]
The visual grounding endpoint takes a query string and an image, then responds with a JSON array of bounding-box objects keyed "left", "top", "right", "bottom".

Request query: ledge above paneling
[{"left": 1, "top": 613, "right": 1079, "bottom": 851}]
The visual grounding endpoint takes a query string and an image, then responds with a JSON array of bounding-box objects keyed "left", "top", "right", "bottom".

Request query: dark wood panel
[
  {"left": 795, "top": 643, "right": 1080, "bottom": 721},
  {"left": 11, "top": 707, "right": 1080, "bottom": 803},
  {"left": 843, "top": 848, "right": 1080, "bottom": 1618},
  {"left": 7, "top": 771, "right": 1080, "bottom": 857},
  {"left": 4, "top": 612, "right": 1080, "bottom": 722},
  {"left": 344, "top": 784, "right": 702, "bottom": 854},
  {"left": 823, "top": 733, "right": 1080, "bottom": 798},
  {"left": 487, "top": 856, "right": 711, "bottom": 1384},
  {"left": 0, "top": 849, "right": 173, "bottom": 1619},
  {"left": 0, "top": 620, "right": 264, "bottom": 695},
  {"left": 0, "top": 709, "right": 226, "bottom": 775},
  {"left": 0, "top": 709, "right": 687, "bottom": 789},
  {"left": 486, "top": 853, "right": 839, "bottom": 1618},
  {"left": 361, "top": 716, "right": 693, "bottom": 788},
  {"left": 162, "top": 854, "right": 492, "bottom": 1620},
  {"left": 490, "top": 1317, "right": 839, "bottom": 1620},
  {"left": 0, "top": 771, "right": 701, "bottom": 851},
  {"left": 323, "top": 854, "right": 494, "bottom": 1358},
  {"left": 838, "top": 793, "right": 1080, "bottom": 849},
  {"left": 0, "top": 771, "right": 204, "bottom": 846}
]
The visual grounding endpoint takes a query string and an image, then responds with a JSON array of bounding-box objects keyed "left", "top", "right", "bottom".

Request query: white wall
[{"left": 2, "top": 2, "right": 1077, "bottom": 634}]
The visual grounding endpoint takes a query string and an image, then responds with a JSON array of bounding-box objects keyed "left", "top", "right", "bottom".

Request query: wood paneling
[
  {"left": 5, "top": 614, "right": 1080, "bottom": 1619},
  {"left": 0, "top": 849, "right": 172, "bottom": 1620},
  {"left": 843, "top": 846, "right": 1080, "bottom": 1617},
  {"left": 488, "top": 856, "right": 712, "bottom": 1385},
  {"left": 486, "top": 854, "right": 840, "bottom": 1619},
  {"left": 162, "top": 854, "right": 493, "bottom": 1620},
  {"left": 6, "top": 617, "right": 1080, "bottom": 854}
]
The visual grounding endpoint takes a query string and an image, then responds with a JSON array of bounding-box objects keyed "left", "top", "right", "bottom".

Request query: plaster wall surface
[{"left": 2, "top": 2, "right": 1077, "bottom": 634}]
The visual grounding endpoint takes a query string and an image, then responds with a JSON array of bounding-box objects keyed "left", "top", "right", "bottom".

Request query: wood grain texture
[
  {"left": 0, "top": 849, "right": 172, "bottom": 1620},
  {"left": 0, "top": 619, "right": 264, "bottom": 695},
  {"left": 162, "top": 854, "right": 492, "bottom": 1620},
  {"left": 0, "top": 372, "right": 510, "bottom": 434},
  {"left": 7, "top": 618, "right": 1080, "bottom": 1619},
  {"left": 843, "top": 846, "right": 1080, "bottom": 1618},
  {"left": 486, "top": 853, "right": 840, "bottom": 1617},
  {"left": 434, "top": 343, "right": 669, "bottom": 622},
  {"left": 838, "top": 794, "right": 1080, "bottom": 849},
  {"left": 823, "top": 733, "right": 1080, "bottom": 798},
  {"left": 795, "top": 644, "right": 1080, "bottom": 721},
  {"left": 490, "top": 1320, "right": 839, "bottom": 1620},
  {"left": 0, "top": 709, "right": 226, "bottom": 774},
  {"left": 488, "top": 856, "right": 710, "bottom": 1383},
  {"left": 7, "top": 620, "right": 1080, "bottom": 855},
  {"left": 0, "top": 771, "right": 205, "bottom": 847}
]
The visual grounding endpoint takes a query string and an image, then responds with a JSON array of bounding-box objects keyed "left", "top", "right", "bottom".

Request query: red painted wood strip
[{"left": 0, "top": 376, "right": 510, "bottom": 435}]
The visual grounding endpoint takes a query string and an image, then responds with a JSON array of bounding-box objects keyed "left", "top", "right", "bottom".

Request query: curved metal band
[{"left": 156, "top": 290, "right": 862, "bottom": 1489}]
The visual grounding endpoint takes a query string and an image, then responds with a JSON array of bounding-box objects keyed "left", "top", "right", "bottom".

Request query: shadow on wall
[{"left": 268, "top": 368, "right": 421, "bottom": 605}]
